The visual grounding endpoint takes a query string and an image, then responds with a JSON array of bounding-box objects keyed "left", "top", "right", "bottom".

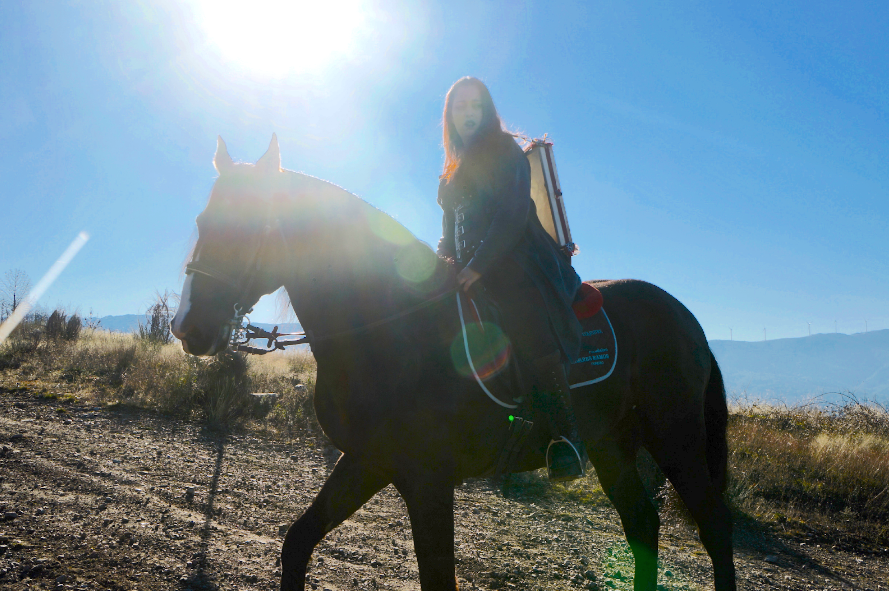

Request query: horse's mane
[
  {"left": 282, "top": 169, "right": 423, "bottom": 248},
  {"left": 281, "top": 170, "right": 452, "bottom": 301}
]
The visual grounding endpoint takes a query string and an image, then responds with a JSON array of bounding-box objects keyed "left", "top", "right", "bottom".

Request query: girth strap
[{"left": 493, "top": 416, "right": 534, "bottom": 477}]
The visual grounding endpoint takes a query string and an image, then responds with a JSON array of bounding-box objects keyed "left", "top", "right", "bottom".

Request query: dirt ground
[{"left": 1, "top": 386, "right": 887, "bottom": 591}]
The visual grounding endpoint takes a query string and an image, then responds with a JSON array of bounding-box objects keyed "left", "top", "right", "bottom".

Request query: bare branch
[{"left": 0, "top": 268, "right": 32, "bottom": 318}]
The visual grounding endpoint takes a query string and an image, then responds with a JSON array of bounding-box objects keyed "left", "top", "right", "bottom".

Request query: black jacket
[{"left": 437, "top": 137, "right": 583, "bottom": 362}]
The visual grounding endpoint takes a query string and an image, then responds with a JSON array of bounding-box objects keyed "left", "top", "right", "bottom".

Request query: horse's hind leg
[
  {"left": 588, "top": 436, "right": 660, "bottom": 591},
  {"left": 651, "top": 432, "right": 736, "bottom": 591},
  {"left": 281, "top": 453, "right": 390, "bottom": 591},
  {"left": 393, "top": 471, "right": 457, "bottom": 591}
]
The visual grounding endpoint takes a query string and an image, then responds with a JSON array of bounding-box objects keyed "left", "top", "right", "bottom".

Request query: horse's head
[{"left": 172, "top": 134, "right": 288, "bottom": 356}]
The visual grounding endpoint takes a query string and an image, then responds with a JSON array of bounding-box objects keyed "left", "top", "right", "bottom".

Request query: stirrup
[{"left": 546, "top": 437, "right": 587, "bottom": 482}]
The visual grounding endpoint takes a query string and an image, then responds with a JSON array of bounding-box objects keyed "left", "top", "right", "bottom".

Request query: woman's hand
[{"left": 456, "top": 267, "right": 482, "bottom": 292}]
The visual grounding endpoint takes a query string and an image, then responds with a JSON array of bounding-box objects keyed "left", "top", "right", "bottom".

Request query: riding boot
[{"left": 530, "top": 351, "right": 588, "bottom": 482}]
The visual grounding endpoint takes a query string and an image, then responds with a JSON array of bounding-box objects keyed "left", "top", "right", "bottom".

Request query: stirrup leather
[{"left": 546, "top": 436, "right": 587, "bottom": 479}]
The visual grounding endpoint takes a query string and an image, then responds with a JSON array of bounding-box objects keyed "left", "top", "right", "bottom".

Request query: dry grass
[
  {"left": 247, "top": 349, "right": 318, "bottom": 433},
  {"left": 725, "top": 398, "right": 889, "bottom": 546},
  {"left": 0, "top": 317, "right": 315, "bottom": 432},
  {"left": 512, "top": 399, "right": 889, "bottom": 548},
  {"left": 2, "top": 326, "right": 137, "bottom": 388}
]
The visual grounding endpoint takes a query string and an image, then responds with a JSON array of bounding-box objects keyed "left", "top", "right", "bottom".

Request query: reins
[{"left": 230, "top": 286, "right": 458, "bottom": 355}]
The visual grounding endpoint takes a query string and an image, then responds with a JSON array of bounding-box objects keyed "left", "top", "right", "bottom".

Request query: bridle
[
  {"left": 183, "top": 218, "right": 290, "bottom": 354},
  {"left": 184, "top": 261, "right": 249, "bottom": 294}
]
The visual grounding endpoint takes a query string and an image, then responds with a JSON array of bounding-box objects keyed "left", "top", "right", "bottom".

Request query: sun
[{"left": 195, "top": 0, "right": 366, "bottom": 77}]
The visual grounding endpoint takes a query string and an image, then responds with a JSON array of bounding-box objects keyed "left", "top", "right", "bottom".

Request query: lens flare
[
  {"left": 394, "top": 242, "right": 437, "bottom": 285},
  {"left": 367, "top": 210, "right": 415, "bottom": 246},
  {"left": 0, "top": 232, "right": 89, "bottom": 345},
  {"left": 450, "top": 320, "right": 511, "bottom": 380}
]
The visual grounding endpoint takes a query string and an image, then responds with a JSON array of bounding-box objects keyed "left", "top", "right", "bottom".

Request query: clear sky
[{"left": 1, "top": 0, "right": 886, "bottom": 342}]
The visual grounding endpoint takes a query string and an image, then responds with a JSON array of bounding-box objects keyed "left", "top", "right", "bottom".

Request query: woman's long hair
[{"left": 441, "top": 77, "right": 515, "bottom": 183}]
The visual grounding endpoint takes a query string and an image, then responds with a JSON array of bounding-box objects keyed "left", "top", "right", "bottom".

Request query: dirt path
[{"left": 1, "top": 388, "right": 886, "bottom": 591}]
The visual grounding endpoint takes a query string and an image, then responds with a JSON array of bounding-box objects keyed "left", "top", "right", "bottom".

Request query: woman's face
[{"left": 450, "top": 84, "right": 484, "bottom": 145}]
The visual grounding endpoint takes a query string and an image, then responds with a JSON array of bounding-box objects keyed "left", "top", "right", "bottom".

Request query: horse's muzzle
[{"left": 174, "top": 322, "right": 228, "bottom": 356}]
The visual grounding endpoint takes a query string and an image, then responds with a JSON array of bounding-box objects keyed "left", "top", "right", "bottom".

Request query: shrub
[
  {"left": 0, "top": 311, "right": 46, "bottom": 369},
  {"left": 65, "top": 314, "right": 82, "bottom": 341},
  {"left": 46, "top": 310, "right": 67, "bottom": 339},
  {"left": 138, "top": 290, "right": 175, "bottom": 345},
  {"left": 119, "top": 345, "right": 260, "bottom": 427},
  {"left": 43, "top": 309, "right": 82, "bottom": 341},
  {"left": 198, "top": 352, "right": 253, "bottom": 426}
]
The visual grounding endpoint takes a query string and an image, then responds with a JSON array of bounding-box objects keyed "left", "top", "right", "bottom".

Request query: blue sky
[{"left": 1, "top": 0, "right": 886, "bottom": 342}]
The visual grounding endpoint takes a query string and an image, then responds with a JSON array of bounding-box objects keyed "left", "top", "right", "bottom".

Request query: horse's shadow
[{"left": 181, "top": 428, "right": 227, "bottom": 591}]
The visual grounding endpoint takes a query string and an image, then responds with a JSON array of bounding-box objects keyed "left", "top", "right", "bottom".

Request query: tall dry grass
[
  {"left": 247, "top": 349, "right": 318, "bottom": 431},
  {"left": 524, "top": 398, "right": 889, "bottom": 546},
  {"left": 726, "top": 399, "right": 889, "bottom": 543}
]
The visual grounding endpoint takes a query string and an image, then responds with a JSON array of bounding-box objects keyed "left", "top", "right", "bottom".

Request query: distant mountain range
[
  {"left": 97, "top": 314, "right": 888, "bottom": 405},
  {"left": 710, "top": 329, "right": 889, "bottom": 405},
  {"left": 97, "top": 314, "right": 143, "bottom": 333}
]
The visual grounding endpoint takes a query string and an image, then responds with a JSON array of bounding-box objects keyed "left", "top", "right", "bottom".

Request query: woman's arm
[{"left": 465, "top": 153, "right": 532, "bottom": 276}]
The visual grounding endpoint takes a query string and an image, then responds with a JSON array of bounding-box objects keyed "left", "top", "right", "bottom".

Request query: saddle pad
[{"left": 569, "top": 306, "right": 617, "bottom": 389}]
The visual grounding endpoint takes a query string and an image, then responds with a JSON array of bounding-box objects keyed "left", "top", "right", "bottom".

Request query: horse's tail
[{"left": 704, "top": 350, "right": 729, "bottom": 493}]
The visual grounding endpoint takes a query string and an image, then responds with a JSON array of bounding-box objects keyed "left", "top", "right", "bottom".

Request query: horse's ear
[
  {"left": 214, "top": 136, "right": 234, "bottom": 173},
  {"left": 256, "top": 133, "right": 281, "bottom": 173}
]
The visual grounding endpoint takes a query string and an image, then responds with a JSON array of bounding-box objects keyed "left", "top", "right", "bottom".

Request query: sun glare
[{"left": 196, "top": 0, "right": 366, "bottom": 77}]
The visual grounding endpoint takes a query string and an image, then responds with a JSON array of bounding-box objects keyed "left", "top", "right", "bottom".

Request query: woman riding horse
[
  {"left": 172, "top": 132, "right": 737, "bottom": 591},
  {"left": 436, "top": 76, "right": 586, "bottom": 481}
]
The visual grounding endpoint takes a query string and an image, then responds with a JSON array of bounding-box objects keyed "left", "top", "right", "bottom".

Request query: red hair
[{"left": 441, "top": 77, "right": 513, "bottom": 182}]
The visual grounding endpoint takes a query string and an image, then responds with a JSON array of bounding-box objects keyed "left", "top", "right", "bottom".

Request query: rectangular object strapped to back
[{"left": 524, "top": 138, "right": 576, "bottom": 257}]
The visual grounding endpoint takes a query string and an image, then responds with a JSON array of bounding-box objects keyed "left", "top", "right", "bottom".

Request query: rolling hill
[{"left": 709, "top": 329, "right": 889, "bottom": 404}]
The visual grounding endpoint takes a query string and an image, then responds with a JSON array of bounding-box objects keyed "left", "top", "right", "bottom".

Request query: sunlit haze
[{"left": 196, "top": 0, "right": 366, "bottom": 77}]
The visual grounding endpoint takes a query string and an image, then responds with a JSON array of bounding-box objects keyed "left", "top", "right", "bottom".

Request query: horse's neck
[{"left": 277, "top": 171, "right": 427, "bottom": 334}]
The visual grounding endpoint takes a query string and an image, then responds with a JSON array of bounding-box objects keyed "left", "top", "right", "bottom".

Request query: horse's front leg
[
  {"left": 281, "top": 453, "right": 390, "bottom": 591},
  {"left": 393, "top": 470, "right": 458, "bottom": 591}
]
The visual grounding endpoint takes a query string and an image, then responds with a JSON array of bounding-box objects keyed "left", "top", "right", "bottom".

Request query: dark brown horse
[{"left": 171, "top": 136, "right": 736, "bottom": 591}]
